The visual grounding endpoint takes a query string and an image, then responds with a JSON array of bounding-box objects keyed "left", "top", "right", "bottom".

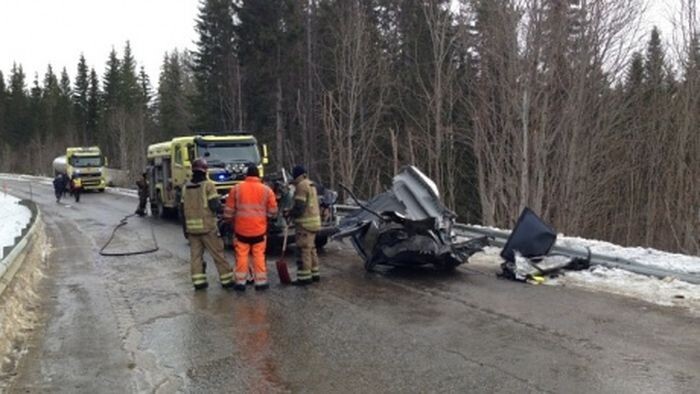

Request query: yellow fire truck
[
  {"left": 146, "top": 133, "right": 268, "bottom": 217},
  {"left": 52, "top": 146, "right": 107, "bottom": 191}
]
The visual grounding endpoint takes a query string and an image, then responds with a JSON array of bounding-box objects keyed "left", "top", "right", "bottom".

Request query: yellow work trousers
[
  {"left": 296, "top": 227, "right": 319, "bottom": 282},
  {"left": 190, "top": 230, "right": 233, "bottom": 286}
]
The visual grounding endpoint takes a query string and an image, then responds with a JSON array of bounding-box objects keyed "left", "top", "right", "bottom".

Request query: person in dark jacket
[
  {"left": 53, "top": 174, "right": 66, "bottom": 203},
  {"left": 135, "top": 172, "right": 149, "bottom": 216}
]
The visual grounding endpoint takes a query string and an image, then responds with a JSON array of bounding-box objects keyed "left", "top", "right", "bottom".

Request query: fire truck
[
  {"left": 146, "top": 132, "right": 338, "bottom": 249},
  {"left": 146, "top": 133, "right": 268, "bottom": 217}
]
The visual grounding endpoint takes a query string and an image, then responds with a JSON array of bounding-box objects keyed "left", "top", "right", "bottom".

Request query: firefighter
[
  {"left": 181, "top": 158, "right": 234, "bottom": 290},
  {"left": 224, "top": 164, "right": 278, "bottom": 291},
  {"left": 70, "top": 174, "right": 82, "bottom": 203},
  {"left": 288, "top": 165, "right": 322, "bottom": 285},
  {"left": 135, "top": 171, "right": 148, "bottom": 216}
]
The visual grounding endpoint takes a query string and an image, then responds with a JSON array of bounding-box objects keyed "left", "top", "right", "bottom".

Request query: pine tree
[
  {"left": 87, "top": 68, "right": 100, "bottom": 143},
  {"left": 645, "top": 27, "right": 666, "bottom": 90},
  {"left": 0, "top": 71, "right": 6, "bottom": 142},
  {"left": 6, "top": 64, "right": 29, "bottom": 148},
  {"left": 234, "top": 0, "right": 303, "bottom": 165},
  {"left": 74, "top": 54, "right": 90, "bottom": 144},
  {"left": 138, "top": 66, "right": 152, "bottom": 109},
  {"left": 41, "top": 65, "right": 61, "bottom": 141},
  {"left": 58, "top": 68, "right": 74, "bottom": 143},
  {"left": 192, "top": 0, "right": 238, "bottom": 131},
  {"left": 626, "top": 52, "right": 645, "bottom": 92},
  {"left": 102, "top": 48, "right": 121, "bottom": 111},
  {"left": 120, "top": 41, "right": 141, "bottom": 109},
  {"left": 158, "top": 50, "right": 193, "bottom": 137},
  {"left": 683, "top": 33, "right": 700, "bottom": 83}
]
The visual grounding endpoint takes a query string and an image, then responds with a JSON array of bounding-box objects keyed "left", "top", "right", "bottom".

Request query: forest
[{"left": 0, "top": 0, "right": 698, "bottom": 255}]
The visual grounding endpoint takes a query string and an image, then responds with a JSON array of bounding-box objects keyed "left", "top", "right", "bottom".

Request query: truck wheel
[
  {"left": 98, "top": 188, "right": 105, "bottom": 193},
  {"left": 153, "top": 198, "right": 165, "bottom": 218}
]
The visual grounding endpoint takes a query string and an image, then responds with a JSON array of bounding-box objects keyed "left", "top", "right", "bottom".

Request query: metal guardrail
[{"left": 336, "top": 204, "right": 700, "bottom": 284}]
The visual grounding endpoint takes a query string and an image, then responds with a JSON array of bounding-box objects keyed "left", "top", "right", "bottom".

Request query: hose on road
[{"left": 99, "top": 213, "right": 159, "bottom": 256}]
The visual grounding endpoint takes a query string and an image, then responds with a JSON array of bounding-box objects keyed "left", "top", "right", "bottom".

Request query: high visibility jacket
[
  {"left": 224, "top": 177, "right": 278, "bottom": 237},
  {"left": 183, "top": 180, "right": 219, "bottom": 235},
  {"left": 293, "top": 176, "right": 321, "bottom": 232},
  {"left": 72, "top": 178, "right": 82, "bottom": 188}
]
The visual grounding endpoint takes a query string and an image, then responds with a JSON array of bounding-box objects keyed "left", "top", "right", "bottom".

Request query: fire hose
[{"left": 99, "top": 213, "right": 159, "bottom": 256}]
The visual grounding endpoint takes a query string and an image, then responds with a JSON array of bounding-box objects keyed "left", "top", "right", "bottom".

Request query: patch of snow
[
  {"left": 557, "top": 235, "right": 700, "bottom": 274},
  {"left": 0, "top": 193, "right": 32, "bottom": 259},
  {"left": 549, "top": 267, "right": 700, "bottom": 315},
  {"left": 106, "top": 187, "right": 138, "bottom": 198},
  {"left": 469, "top": 245, "right": 700, "bottom": 314}
]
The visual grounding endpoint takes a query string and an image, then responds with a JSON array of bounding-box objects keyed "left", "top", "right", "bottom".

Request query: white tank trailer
[{"left": 52, "top": 155, "right": 69, "bottom": 175}]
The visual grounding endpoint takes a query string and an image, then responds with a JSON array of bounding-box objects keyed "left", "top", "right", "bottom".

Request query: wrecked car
[{"left": 333, "top": 166, "right": 488, "bottom": 271}]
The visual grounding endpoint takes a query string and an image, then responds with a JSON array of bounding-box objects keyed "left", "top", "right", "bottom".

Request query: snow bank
[
  {"left": 557, "top": 235, "right": 700, "bottom": 274},
  {"left": 0, "top": 194, "right": 32, "bottom": 259},
  {"left": 549, "top": 267, "right": 700, "bottom": 314},
  {"left": 470, "top": 246, "right": 700, "bottom": 315},
  {"left": 106, "top": 187, "right": 138, "bottom": 198}
]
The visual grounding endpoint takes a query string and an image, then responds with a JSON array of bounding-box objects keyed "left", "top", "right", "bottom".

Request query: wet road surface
[{"left": 1, "top": 178, "right": 698, "bottom": 393}]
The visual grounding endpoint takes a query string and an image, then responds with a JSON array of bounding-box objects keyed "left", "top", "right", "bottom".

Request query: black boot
[
  {"left": 233, "top": 284, "right": 246, "bottom": 292},
  {"left": 254, "top": 283, "right": 269, "bottom": 291},
  {"left": 193, "top": 282, "right": 209, "bottom": 290}
]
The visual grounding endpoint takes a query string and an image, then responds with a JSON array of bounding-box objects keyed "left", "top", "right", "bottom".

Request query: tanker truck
[{"left": 52, "top": 146, "right": 107, "bottom": 191}]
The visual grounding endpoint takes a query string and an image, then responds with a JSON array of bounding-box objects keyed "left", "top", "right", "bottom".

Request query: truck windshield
[
  {"left": 196, "top": 142, "right": 260, "bottom": 166},
  {"left": 71, "top": 156, "right": 102, "bottom": 167}
]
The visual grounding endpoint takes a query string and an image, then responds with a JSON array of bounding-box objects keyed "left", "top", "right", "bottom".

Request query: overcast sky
[
  {"left": 0, "top": 0, "right": 200, "bottom": 85},
  {"left": 0, "top": 0, "right": 687, "bottom": 87}
]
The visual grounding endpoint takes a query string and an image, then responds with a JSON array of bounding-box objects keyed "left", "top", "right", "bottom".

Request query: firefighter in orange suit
[
  {"left": 182, "top": 158, "right": 235, "bottom": 290},
  {"left": 224, "top": 164, "right": 278, "bottom": 291}
]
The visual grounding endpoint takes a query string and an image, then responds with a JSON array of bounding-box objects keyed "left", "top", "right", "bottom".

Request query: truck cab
[{"left": 146, "top": 133, "right": 268, "bottom": 217}]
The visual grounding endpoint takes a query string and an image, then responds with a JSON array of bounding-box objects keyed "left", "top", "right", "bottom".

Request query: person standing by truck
[
  {"left": 53, "top": 173, "right": 66, "bottom": 203},
  {"left": 135, "top": 172, "right": 149, "bottom": 216},
  {"left": 70, "top": 174, "right": 82, "bottom": 203},
  {"left": 181, "top": 158, "right": 234, "bottom": 290},
  {"left": 288, "top": 165, "right": 322, "bottom": 285}
]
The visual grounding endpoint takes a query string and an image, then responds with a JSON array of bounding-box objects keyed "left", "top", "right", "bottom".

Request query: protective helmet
[{"left": 192, "top": 158, "right": 208, "bottom": 173}]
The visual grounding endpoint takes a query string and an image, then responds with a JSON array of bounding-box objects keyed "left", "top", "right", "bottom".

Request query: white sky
[
  {"left": 0, "top": 0, "right": 200, "bottom": 85},
  {"left": 0, "top": 0, "right": 691, "bottom": 88}
]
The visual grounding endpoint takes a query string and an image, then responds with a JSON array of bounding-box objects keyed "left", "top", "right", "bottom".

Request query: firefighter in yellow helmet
[
  {"left": 288, "top": 165, "right": 322, "bottom": 285},
  {"left": 181, "top": 158, "right": 234, "bottom": 290}
]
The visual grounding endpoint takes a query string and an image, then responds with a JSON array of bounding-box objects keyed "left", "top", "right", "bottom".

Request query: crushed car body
[{"left": 334, "top": 166, "right": 488, "bottom": 271}]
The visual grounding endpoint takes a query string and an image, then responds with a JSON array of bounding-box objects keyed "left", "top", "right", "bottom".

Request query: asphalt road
[{"left": 0, "top": 178, "right": 698, "bottom": 393}]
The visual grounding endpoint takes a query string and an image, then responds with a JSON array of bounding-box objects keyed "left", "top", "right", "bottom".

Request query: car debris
[
  {"left": 333, "top": 166, "right": 488, "bottom": 271},
  {"left": 499, "top": 208, "right": 590, "bottom": 282}
]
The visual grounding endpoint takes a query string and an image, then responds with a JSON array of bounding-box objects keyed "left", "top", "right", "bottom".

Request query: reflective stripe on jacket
[
  {"left": 224, "top": 177, "right": 278, "bottom": 237},
  {"left": 183, "top": 180, "right": 219, "bottom": 234},
  {"left": 294, "top": 177, "right": 321, "bottom": 232}
]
